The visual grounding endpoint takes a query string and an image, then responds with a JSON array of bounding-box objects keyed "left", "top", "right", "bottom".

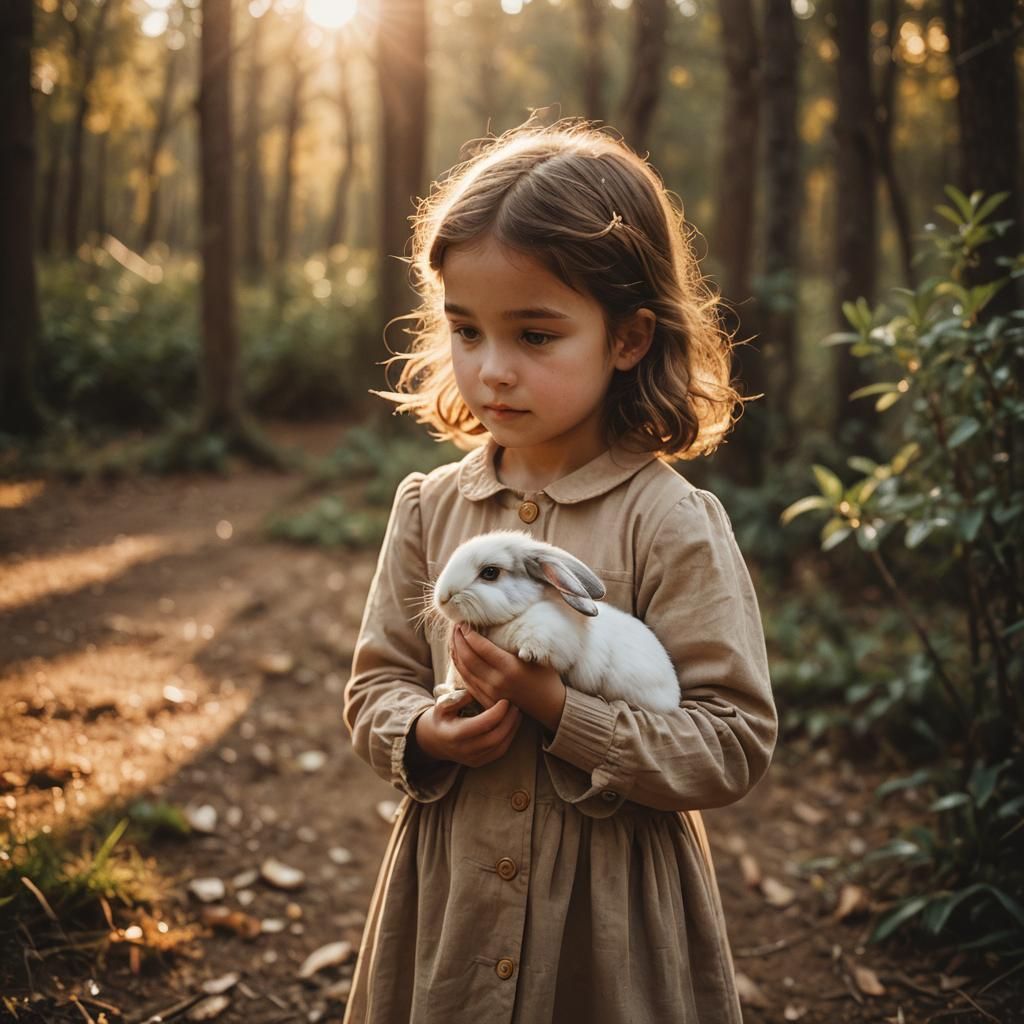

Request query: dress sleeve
[
  {"left": 342, "top": 472, "right": 463, "bottom": 802},
  {"left": 541, "top": 488, "right": 777, "bottom": 815}
]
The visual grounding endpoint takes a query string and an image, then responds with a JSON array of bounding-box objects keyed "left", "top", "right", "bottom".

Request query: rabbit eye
[{"left": 479, "top": 566, "right": 501, "bottom": 581}]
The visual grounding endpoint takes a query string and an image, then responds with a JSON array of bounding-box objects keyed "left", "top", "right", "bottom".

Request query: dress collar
[{"left": 456, "top": 437, "right": 660, "bottom": 505}]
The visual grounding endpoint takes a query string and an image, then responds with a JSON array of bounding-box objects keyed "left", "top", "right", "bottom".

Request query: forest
[{"left": 0, "top": 0, "right": 1022, "bottom": 1021}]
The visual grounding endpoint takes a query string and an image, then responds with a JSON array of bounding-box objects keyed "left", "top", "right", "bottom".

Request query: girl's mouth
[{"left": 485, "top": 406, "right": 528, "bottom": 419}]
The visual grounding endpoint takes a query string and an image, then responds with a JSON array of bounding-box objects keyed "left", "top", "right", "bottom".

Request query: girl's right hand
[{"left": 414, "top": 691, "right": 522, "bottom": 768}]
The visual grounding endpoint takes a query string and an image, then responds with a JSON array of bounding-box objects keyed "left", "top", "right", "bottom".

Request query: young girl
[{"left": 343, "top": 119, "right": 777, "bottom": 1023}]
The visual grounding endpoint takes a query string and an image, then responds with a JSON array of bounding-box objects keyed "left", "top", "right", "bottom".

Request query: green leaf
[
  {"left": 821, "top": 523, "right": 852, "bottom": 551},
  {"left": 929, "top": 792, "right": 971, "bottom": 813},
  {"left": 935, "top": 204, "right": 964, "bottom": 227},
  {"left": 876, "top": 769, "right": 933, "bottom": 800},
  {"left": 848, "top": 456, "right": 879, "bottom": 475},
  {"left": 979, "top": 886, "right": 1024, "bottom": 929},
  {"left": 821, "top": 331, "right": 860, "bottom": 347},
  {"left": 891, "top": 442, "right": 920, "bottom": 474},
  {"left": 956, "top": 507, "right": 985, "bottom": 542},
  {"left": 876, "top": 391, "right": 904, "bottom": 412},
  {"left": 968, "top": 761, "right": 1003, "bottom": 807},
  {"left": 944, "top": 185, "right": 974, "bottom": 221},
  {"left": 849, "top": 382, "right": 900, "bottom": 400},
  {"left": 780, "top": 495, "right": 832, "bottom": 525},
  {"left": 905, "top": 520, "right": 935, "bottom": 549},
  {"left": 947, "top": 417, "right": 981, "bottom": 448},
  {"left": 812, "top": 464, "right": 844, "bottom": 502},
  {"left": 974, "top": 191, "right": 1010, "bottom": 223},
  {"left": 871, "top": 896, "right": 929, "bottom": 942}
]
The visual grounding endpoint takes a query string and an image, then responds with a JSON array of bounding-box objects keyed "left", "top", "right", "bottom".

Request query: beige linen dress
[{"left": 342, "top": 438, "right": 777, "bottom": 1024}]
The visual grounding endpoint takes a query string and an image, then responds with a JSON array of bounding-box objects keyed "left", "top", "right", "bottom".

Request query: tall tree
[
  {"left": 833, "top": 0, "right": 879, "bottom": 454},
  {"left": 377, "top": 0, "right": 428, "bottom": 330},
  {"left": 64, "top": 0, "right": 116, "bottom": 256},
  {"left": 760, "top": 0, "right": 801, "bottom": 461},
  {"left": 713, "top": 0, "right": 764, "bottom": 485},
  {"left": 198, "top": 0, "right": 241, "bottom": 433},
  {"left": 324, "top": 42, "right": 357, "bottom": 253},
  {"left": 946, "top": 0, "right": 1022, "bottom": 312},
  {"left": 0, "top": 0, "right": 45, "bottom": 435},
  {"left": 619, "top": 0, "right": 668, "bottom": 154},
  {"left": 876, "top": 0, "right": 915, "bottom": 288},
  {"left": 139, "top": 43, "right": 182, "bottom": 250},
  {"left": 241, "top": 7, "right": 266, "bottom": 275},
  {"left": 273, "top": 17, "right": 312, "bottom": 266},
  {"left": 577, "top": 0, "right": 606, "bottom": 121}
]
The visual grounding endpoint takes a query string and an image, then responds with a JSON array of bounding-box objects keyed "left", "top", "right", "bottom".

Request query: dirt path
[{"left": 1, "top": 425, "right": 1017, "bottom": 1023}]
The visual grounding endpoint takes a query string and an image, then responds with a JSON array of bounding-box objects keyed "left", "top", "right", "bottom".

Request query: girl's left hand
[{"left": 450, "top": 624, "right": 567, "bottom": 733}]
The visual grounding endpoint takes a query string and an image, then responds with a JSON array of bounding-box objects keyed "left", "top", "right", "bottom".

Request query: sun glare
[{"left": 305, "top": 0, "right": 358, "bottom": 28}]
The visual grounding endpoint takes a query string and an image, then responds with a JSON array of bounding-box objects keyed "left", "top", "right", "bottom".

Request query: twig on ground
[
  {"left": 952, "top": 987, "right": 1000, "bottom": 1023},
  {"left": 978, "top": 957, "right": 1024, "bottom": 996},
  {"left": 69, "top": 995, "right": 97, "bottom": 1024},
  {"left": 130, "top": 991, "right": 205, "bottom": 1024},
  {"left": 733, "top": 922, "right": 828, "bottom": 958}
]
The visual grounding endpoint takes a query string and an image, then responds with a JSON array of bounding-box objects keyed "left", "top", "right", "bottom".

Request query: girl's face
[{"left": 442, "top": 235, "right": 650, "bottom": 468}]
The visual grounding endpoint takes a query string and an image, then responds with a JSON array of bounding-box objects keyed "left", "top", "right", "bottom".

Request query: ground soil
[{"left": 1, "top": 421, "right": 1020, "bottom": 1023}]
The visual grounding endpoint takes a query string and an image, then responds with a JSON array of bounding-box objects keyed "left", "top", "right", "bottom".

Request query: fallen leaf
[
  {"left": 202, "top": 973, "right": 240, "bottom": 995},
  {"left": 854, "top": 964, "right": 886, "bottom": 997},
  {"left": 834, "top": 884, "right": 871, "bottom": 921},
  {"left": 734, "top": 971, "right": 769, "bottom": 1008},
  {"left": 189, "top": 877, "right": 226, "bottom": 903},
  {"left": 261, "top": 918, "right": 287, "bottom": 933},
  {"left": 939, "top": 974, "right": 971, "bottom": 991},
  {"left": 761, "top": 877, "right": 796, "bottom": 908},
  {"left": 297, "top": 750, "right": 327, "bottom": 773},
  {"left": 328, "top": 847, "right": 353, "bottom": 866},
  {"left": 188, "top": 994, "right": 230, "bottom": 1020},
  {"left": 793, "top": 800, "right": 827, "bottom": 826},
  {"left": 259, "top": 652, "right": 295, "bottom": 676},
  {"left": 739, "top": 854, "right": 762, "bottom": 889},
  {"left": 784, "top": 1003, "right": 807, "bottom": 1020},
  {"left": 261, "top": 857, "right": 305, "bottom": 890},
  {"left": 199, "top": 906, "right": 261, "bottom": 940},
  {"left": 298, "top": 940, "right": 354, "bottom": 979},
  {"left": 186, "top": 804, "right": 218, "bottom": 834},
  {"left": 232, "top": 868, "right": 259, "bottom": 889},
  {"left": 376, "top": 800, "right": 399, "bottom": 824},
  {"left": 324, "top": 977, "right": 352, "bottom": 1001}
]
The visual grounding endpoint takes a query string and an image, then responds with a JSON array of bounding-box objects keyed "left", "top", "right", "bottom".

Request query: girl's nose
[{"left": 479, "top": 347, "right": 517, "bottom": 388}]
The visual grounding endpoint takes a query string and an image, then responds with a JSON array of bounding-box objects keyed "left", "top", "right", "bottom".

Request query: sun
[{"left": 305, "top": 0, "right": 358, "bottom": 28}]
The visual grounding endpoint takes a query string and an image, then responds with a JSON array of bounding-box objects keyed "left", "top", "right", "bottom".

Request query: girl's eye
[
  {"left": 479, "top": 566, "right": 501, "bottom": 581},
  {"left": 522, "top": 331, "right": 553, "bottom": 347},
  {"left": 452, "top": 325, "right": 480, "bottom": 343}
]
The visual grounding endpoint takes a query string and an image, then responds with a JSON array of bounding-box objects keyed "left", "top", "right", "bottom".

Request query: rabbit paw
[{"left": 516, "top": 643, "right": 545, "bottom": 664}]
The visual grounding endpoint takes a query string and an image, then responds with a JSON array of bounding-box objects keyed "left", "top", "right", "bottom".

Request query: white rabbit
[{"left": 429, "top": 530, "right": 680, "bottom": 714}]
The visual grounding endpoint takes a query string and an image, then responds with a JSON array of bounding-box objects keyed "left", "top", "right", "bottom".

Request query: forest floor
[{"left": 1, "top": 420, "right": 1020, "bottom": 1024}]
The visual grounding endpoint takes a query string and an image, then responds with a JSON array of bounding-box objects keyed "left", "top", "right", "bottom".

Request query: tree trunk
[
  {"left": 577, "top": 0, "right": 605, "bottom": 121},
  {"left": 38, "top": 117, "right": 64, "bottom": 256},
  {"left": 274, "top": 24, "right": 306, "bottom": 267},
  {"left": 947, "top": 0, "right": 1022, "bottom": 312},
  {"left": 760, "top": 0, "right": 800, "bottom": 462},
  {"left": 0, "top": 0, "right": 45, "bottom": 435},
  {"left": 64, "top": 0, "right": 114, "bottom": 257},
  {"left": 241, "top": 8, "right": 265, "bottom": 275},
  {"left": 619, "top": 0, "right": 668, "bottom": 154},
  {"left": 713, "top": 0, "right": 764, "bottom": 485},
  {"left": 833, "top": 0, "right": 880, "bottom": 455},
  {"left": 877, "top": 0, "right": 915, "bottom": 288},
  {"left": 140, "top": 44, "right": 181, "bottom": 250},
  {"left": 377, "top": 0, "right": 428, "bottom": 330},
  {"left": 198, "top": 0, "right": 241, "bottom": 432},
  {"left": 324, "top": 45, "right": 356, "bottom": 252},
  {"left": 93, "top": 128, "right": 109, "bottom": 237}
]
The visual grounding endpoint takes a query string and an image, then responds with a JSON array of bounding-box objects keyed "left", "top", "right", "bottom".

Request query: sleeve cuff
[{"left": 541, "top": 685, "right": 617, "bottom": 772}]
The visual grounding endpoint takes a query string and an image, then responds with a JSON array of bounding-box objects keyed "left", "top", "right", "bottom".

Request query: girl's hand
[
  {"left": 451, "top": 625, "right": 567, "bottom": 734},
  {"left": 414, "top": 689, "right": 522, "bottom": 768}
]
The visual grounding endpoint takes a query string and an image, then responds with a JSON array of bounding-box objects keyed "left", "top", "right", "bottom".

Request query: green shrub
[{"left": 783, "top": 187, "right": 1024, "bottom": 956}]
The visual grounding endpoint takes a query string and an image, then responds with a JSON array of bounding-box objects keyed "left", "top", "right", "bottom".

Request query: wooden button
[
  {"left": 496, "top": 857, "right": 518, "bottom": 880},
  {"left": 495, "top": 958, "right": 515, "bottom": 979},
  {"left": 518, "top": 500, "right": 539, "bottom": 523},
  {"left": 600, "top": 790, "right": 620, "bottom": 803},
  {"left": 510, "top": 790, "right": 530, "bottom": 812}
]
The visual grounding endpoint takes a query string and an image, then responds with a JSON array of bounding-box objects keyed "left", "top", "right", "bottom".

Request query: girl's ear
[{"left": 611, "top": 308, "right": 656, "bottom": 371}]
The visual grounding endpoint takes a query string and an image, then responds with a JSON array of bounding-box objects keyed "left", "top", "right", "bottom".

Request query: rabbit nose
[{"left": 437, "top": 588, "right": 450, "bottom": 605}]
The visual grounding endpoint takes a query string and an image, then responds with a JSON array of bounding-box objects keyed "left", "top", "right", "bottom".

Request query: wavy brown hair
[{"left": 375, "top": 118, "right": 747, "bottom": 460}]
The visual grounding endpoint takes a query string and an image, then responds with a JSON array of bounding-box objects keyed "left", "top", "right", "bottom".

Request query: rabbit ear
[{"left": 525, "top": 552, "right": 606, "bottom": 617}]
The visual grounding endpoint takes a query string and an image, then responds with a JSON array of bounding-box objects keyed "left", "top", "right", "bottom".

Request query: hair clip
[{"left": 608, "top": 211, "right": 624, "bottom": 230}]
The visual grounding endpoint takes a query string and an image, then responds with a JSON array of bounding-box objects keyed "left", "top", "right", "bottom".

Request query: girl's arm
[
  {"left": 343, "top": 473, "right": 463, "bottom": 802},
  {"left": 540, "top": 488, "right": 778, "bottom": 815}
]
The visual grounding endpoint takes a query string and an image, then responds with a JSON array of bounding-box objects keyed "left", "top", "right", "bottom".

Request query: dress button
[
  {"left": 510, "top": 789, "right": 530, "bottom": 812},
  {"left": 495, "top": 958, "right": 515, "bottom": 979},
  {"left": 518, "top": 500, "right": 539, "bottom": 524},
  {"left": 496, "top": 857, "right": 518, "bottom": 880},
  {"left": 600, "top": 789, "right": 619, "bottom": 802}
]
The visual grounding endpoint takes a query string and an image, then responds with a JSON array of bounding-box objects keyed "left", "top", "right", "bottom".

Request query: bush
[{"left": 783, "top": 187, "right": 1024, "bottom": 955}]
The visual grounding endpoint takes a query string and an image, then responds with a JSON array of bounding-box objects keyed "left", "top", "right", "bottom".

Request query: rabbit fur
[{"left": 430, "top": 530, "right": 680, "bottom": 714}]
